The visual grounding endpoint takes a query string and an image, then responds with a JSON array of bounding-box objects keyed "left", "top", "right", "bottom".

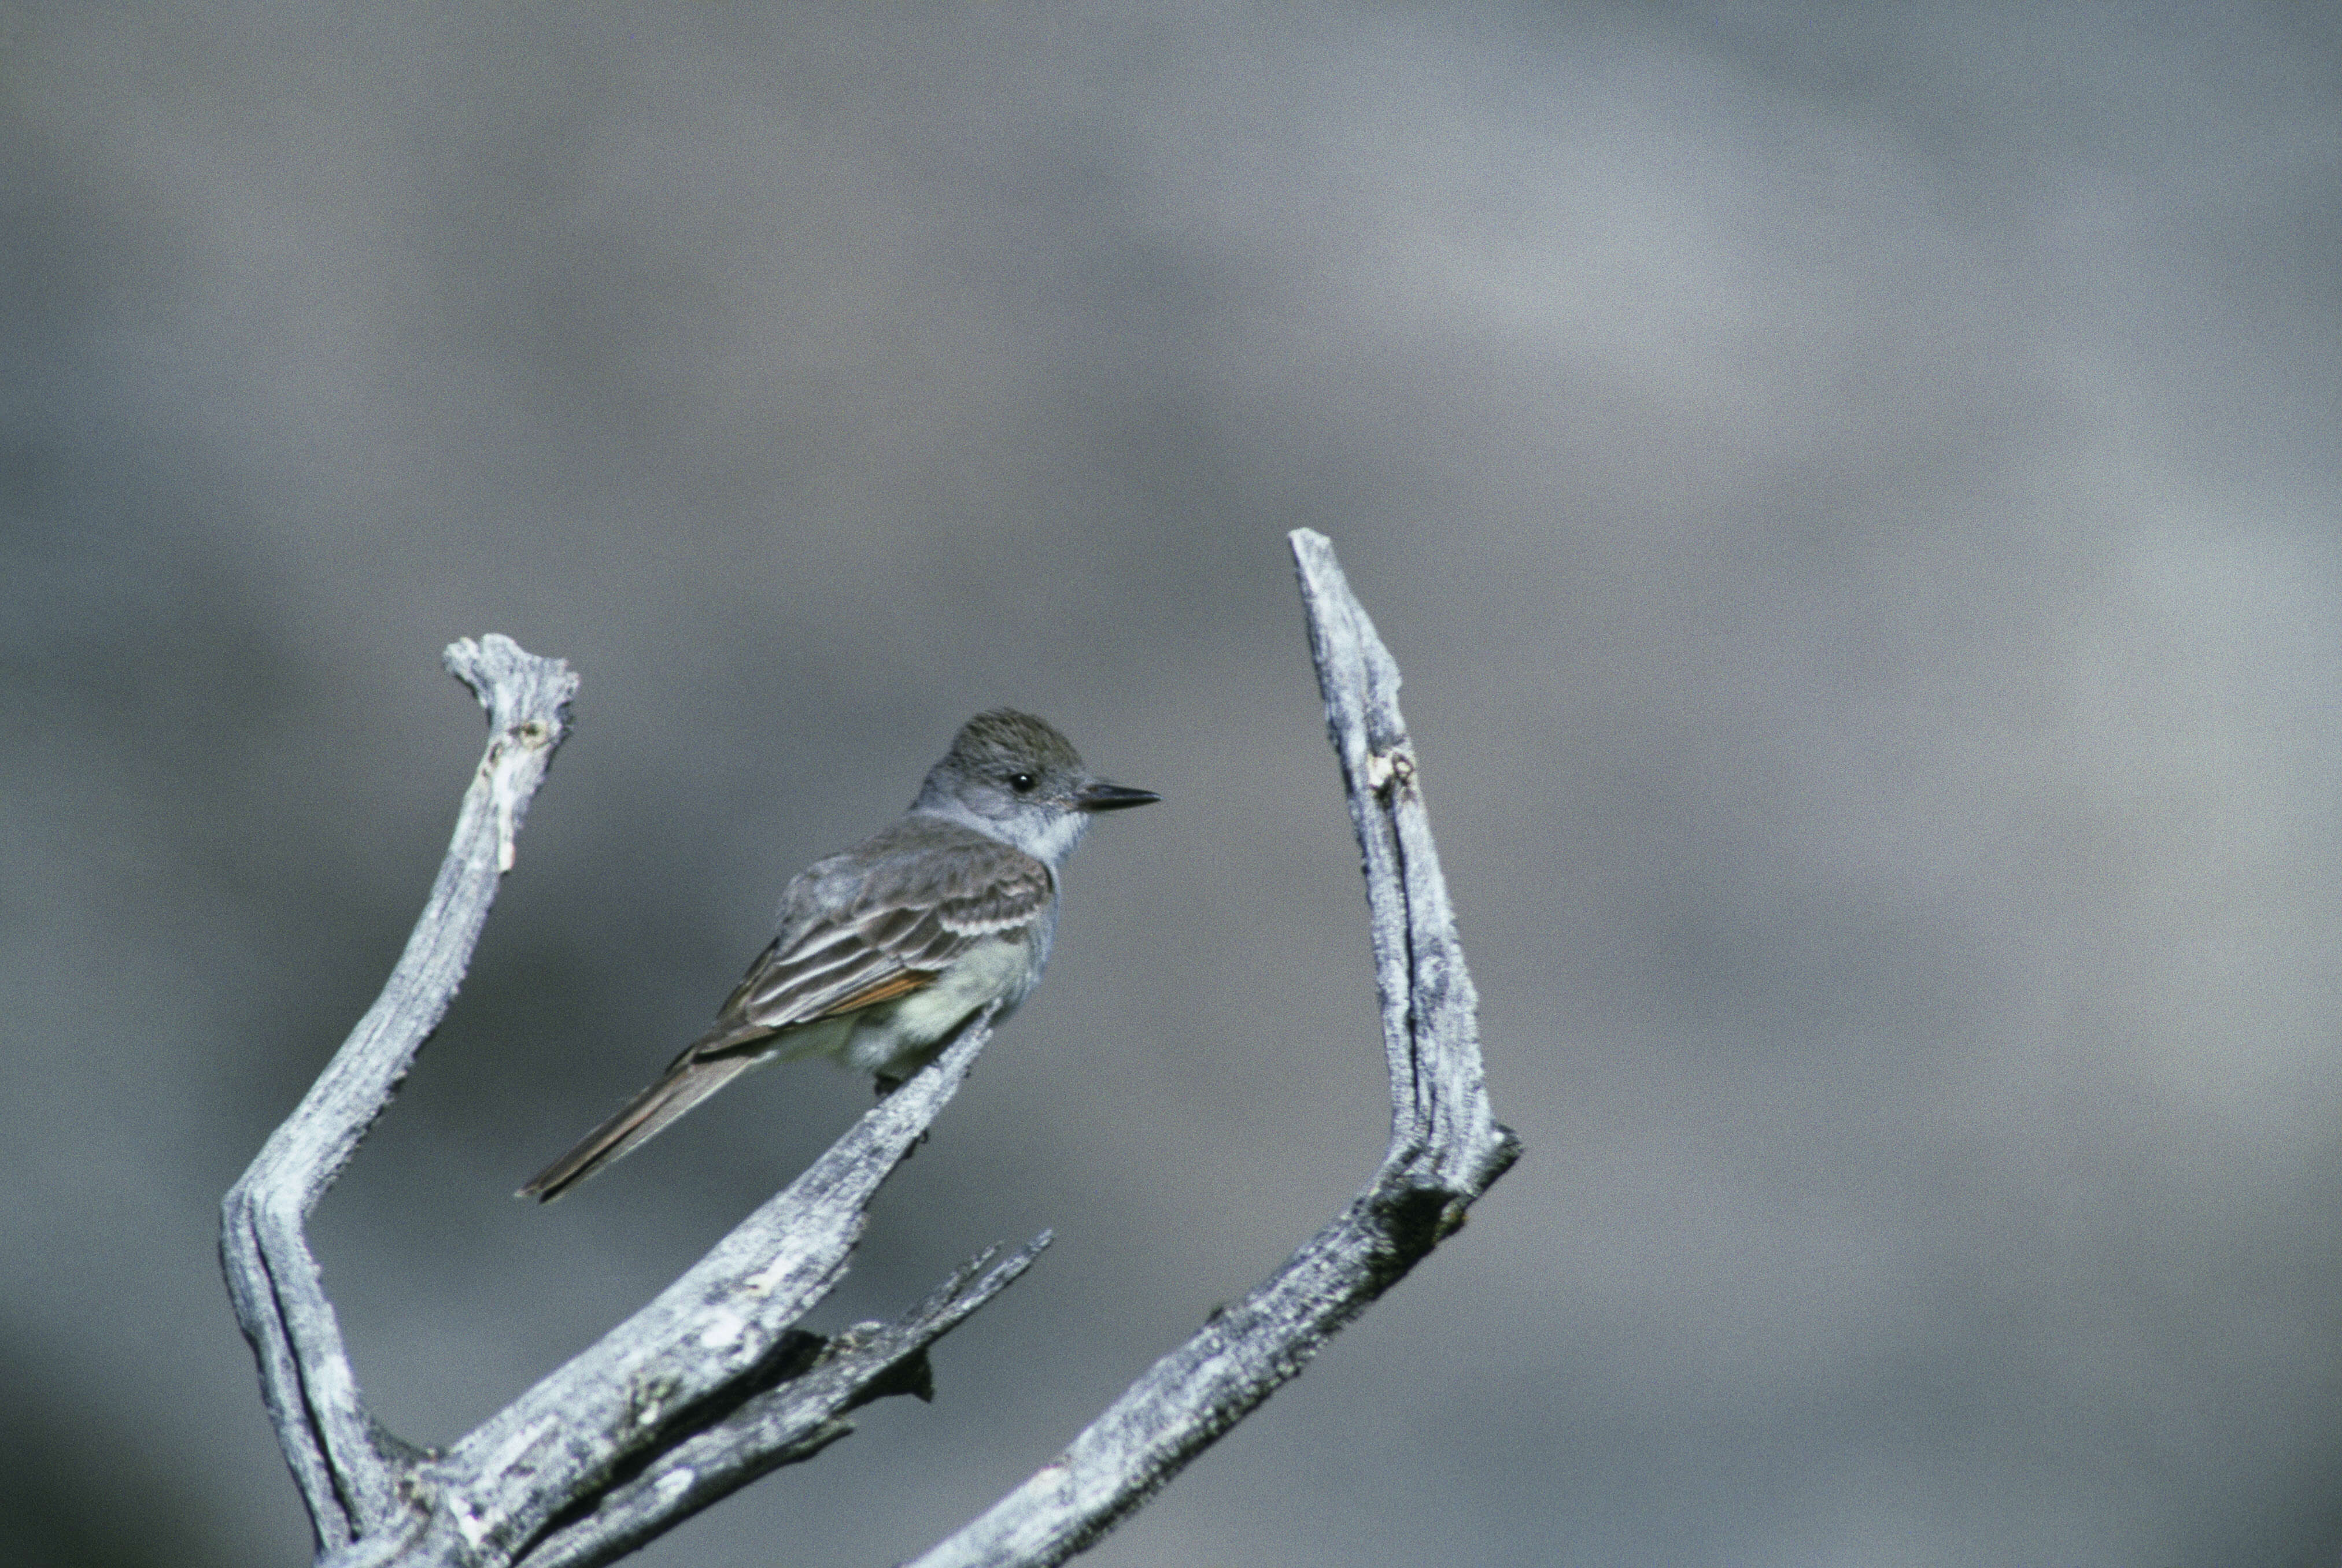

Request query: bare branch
[
  {"left": 515, "top": 1237, "right": 1049, "bottom": 1568},
  {"left": 905, "top": 528, "right": 1521, "bottom": 1568},
  {"left": 222, "top": 638, "right": 1048, "bottom": 1568},
  {"left": 327, "top": 1012, "right": 1005, "bottom": 1568},
  {"left": 220, "top": 635, "right": 579, "bottom": 1550},
  {"left": 227, "top": 532, "right": 1513, "bottom": 1568}
]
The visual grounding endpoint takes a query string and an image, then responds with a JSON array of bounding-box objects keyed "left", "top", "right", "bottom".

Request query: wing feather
[
  {"left": 822, "top": 968, "right": 940, "bottom": 1012},
  {"left": 711, "top": 817, "right": 1052, "bottom": 1040}
]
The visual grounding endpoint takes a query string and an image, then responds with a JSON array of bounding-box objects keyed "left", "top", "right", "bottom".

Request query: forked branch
[
  {"left": 220, "top": 639, "right": 1044, "bottom": 1568},
  {"left": 223, "top": 533, "right": 1517, "bottom": 1568}
]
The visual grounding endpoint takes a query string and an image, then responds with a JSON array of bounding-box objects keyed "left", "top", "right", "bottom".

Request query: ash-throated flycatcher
[{"left": 519, "top": 709, "right": 1156, "bottom": 1201}]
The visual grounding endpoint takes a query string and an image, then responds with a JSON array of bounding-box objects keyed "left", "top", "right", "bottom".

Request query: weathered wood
[
  {"left": 221, "top": 638, "right": 1040, "bottom": 1568},
  {"left": 220, "top": 635, "right": 579, "bottom": 1550},
  {"left": 512, "top": 1237, "right": 1049, "bottom": 1568},
  {"left": 224, "top": 533, "right": 1518, "bottom": 1567},
  {"left": 902, "top": 530, "right": 1520, "bottom": 1568}
]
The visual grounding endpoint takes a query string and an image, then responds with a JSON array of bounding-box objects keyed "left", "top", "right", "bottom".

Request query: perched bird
[{"left": 519, "top": 709, "right": 1157, "bottom": 1201}]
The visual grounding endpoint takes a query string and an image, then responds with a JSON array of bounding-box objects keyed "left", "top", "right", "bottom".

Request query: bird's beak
[{"left": 1074, "top": 779, "right": 1161, "bottom": 812}]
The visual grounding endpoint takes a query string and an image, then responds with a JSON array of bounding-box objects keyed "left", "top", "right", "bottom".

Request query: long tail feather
[{"left": 518, "top": 1051, "right": 763, "bottom": 1202}]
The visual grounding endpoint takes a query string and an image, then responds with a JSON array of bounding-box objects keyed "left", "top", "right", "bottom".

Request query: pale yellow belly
[{"left": 774, "top": 934, "right": 1035, "bottom": 1079}]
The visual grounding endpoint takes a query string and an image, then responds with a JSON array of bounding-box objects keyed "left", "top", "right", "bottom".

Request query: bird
[{"left": 518, "top": 708, "right": 1157, "bottom": 1201}]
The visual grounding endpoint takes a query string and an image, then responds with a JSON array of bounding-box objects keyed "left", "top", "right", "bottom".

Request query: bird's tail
[{"left": 518, "top": 1047, "right": 766, "bottom": 1203}]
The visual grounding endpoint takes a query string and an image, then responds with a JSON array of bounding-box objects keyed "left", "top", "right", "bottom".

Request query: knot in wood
[{"left": 1364, "top": 746, "right": 1416, "bottom": 803}]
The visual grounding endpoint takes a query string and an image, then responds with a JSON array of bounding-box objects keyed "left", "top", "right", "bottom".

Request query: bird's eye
[{"left": 1009, "top": 771, "right": 1038, "bottom": 794}]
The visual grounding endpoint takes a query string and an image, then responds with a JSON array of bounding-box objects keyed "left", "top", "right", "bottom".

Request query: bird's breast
[{"left": 838, "top": 929, "right": 1042, "bottom": 1077}]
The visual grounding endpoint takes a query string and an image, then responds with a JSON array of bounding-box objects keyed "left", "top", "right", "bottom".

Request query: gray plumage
[{"left": 520, "top": 709, "right": 1155, "bottom": 1201}]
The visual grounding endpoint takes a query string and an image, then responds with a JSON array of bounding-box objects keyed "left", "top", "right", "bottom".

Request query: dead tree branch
[
  {"left": 903, "top": 528, "right": 1521, "bottom": 1567},
  {"left": 220, "top": 635, "right": 579, "bottom": 1549},
  {"left": 221, "top": 637, "right": 1043, "bottom": 1568},
  {"left": 224, "top": 531, "right": 1516, "bottom": 1567}
]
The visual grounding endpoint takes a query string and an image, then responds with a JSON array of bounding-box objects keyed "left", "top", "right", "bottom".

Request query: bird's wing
[
  {"left": 696, "top": 822, "right": 1052, "bottom": 1055},
  {"left": 518, "top": 820, "right": 1051, "bottom": 1203}
]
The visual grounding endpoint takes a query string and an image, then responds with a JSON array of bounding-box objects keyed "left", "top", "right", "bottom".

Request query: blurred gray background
[{"left": 5, "top": 3, "right": 2339, "bottom": 1565}]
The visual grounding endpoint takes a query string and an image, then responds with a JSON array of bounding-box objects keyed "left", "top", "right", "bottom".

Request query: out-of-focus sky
[{"left": 5, "top": 4, "right": 2339, "bottom": 1565}]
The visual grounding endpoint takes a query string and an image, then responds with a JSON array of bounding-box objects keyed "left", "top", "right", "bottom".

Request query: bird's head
[{"left": 914, "top": 708, "right": 1158, "bottom": 866}]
